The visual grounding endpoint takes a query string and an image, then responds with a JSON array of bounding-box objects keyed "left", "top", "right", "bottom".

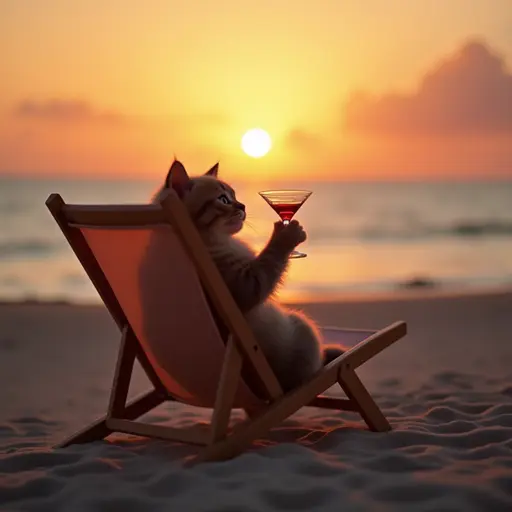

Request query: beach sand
[{"left": 1, "top": 289, "right": 511, "bottom": 511}]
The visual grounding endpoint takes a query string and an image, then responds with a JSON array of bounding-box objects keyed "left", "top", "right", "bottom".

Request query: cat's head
[{"left": 154, "top": 160, "right": 246, "bottom": 236}]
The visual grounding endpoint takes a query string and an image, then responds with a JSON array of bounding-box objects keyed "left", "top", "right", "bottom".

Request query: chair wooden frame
[{"left": 46, "top": 190, "right": 407, "bottom": 465}]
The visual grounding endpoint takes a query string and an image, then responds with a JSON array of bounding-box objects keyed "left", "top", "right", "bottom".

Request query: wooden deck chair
[{"left": 45, "top": 189, "right": 407, "bottom": 465}]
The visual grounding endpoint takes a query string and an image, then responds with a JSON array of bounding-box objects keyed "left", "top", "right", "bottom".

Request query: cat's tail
[{"left": 322, "top": 345, "right": 347, "bottom": 365}]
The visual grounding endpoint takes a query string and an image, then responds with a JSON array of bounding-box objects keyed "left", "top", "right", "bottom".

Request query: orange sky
[{"left": 1, "top": 0, "right": 511, "bottom": 181}]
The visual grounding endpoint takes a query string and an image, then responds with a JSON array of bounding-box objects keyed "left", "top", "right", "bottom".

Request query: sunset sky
[{"left": 1, "top": 0, "right": 511, "bottom": 181}]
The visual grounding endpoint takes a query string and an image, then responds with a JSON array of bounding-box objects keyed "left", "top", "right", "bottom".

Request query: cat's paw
[
  {"left": 322, "top": 346, "right": 346, "bottom": 365},
  {"left": 271, "top": 220, "right": 307, "bottom": 252}
]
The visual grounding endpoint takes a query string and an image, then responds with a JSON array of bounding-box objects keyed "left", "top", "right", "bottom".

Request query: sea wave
[
  {"left": 299, "top": 219, "right": 512, "bottom": 244},
  {"left": 362, "top": 220, "right": 512, "bottom": 241},
  {"left": 0, "top": 240, "right": 57, "bottom": 260},
  {"left": 449, "top": 221, "right": 512, "bottom": 237}
]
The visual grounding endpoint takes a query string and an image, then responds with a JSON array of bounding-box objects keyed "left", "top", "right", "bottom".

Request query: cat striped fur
[{"left": 152, "top": 160, "right": 344, "bottom": 392}]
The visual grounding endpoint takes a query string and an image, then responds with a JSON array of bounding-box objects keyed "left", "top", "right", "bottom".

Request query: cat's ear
[
  {"left": 165, "top": 159, "right": 191, "bottom": 197},
  {"left": 205, "top": 162, "right": 219, "bottom": 177}
]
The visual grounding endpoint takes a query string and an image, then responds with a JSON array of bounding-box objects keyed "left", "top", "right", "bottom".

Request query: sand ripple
[{"left": 1, "top": 372, "right": 512, "bottom": 511}]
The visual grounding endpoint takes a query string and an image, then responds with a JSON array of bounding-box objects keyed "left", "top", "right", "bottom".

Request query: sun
[{"left": 241, "top": 128, "right": 272, "bottom": 158}]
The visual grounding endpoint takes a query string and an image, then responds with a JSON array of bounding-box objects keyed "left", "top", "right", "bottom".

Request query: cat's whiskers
[{"left": 242, "top": 219, "right": 260, "bottom": 235}]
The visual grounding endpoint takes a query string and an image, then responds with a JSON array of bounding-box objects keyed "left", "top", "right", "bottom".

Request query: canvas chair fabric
[{"left": 79, "top": 224, "right": 261, "bottom": 408}]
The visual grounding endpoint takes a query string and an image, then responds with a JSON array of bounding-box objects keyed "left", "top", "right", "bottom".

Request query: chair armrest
[{"left": 342, "top": 321, "right": 407, "bottom": 369}]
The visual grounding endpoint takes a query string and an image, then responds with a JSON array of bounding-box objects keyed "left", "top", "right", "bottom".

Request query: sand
[{"left": 1, "top": 289, "right": 511, "bottom": 511}]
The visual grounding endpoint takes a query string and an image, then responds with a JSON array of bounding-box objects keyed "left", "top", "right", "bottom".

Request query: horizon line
[{"left": 1, "top": 172, "right": 511, "bottom": 184}]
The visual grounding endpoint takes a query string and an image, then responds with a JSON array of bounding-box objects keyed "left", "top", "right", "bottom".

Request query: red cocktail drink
[
  {"left": 259, "top": 190, "right": 312, "bottom": 258},
  {"left": 269, "top": 202, "right": 303, "bottom": 223}
]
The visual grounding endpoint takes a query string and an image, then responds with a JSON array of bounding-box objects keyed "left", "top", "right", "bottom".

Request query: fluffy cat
[{"left": 152, "top": 160, "right": 344, "bottom": 392}]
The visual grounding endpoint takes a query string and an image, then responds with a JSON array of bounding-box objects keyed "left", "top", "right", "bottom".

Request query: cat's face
[{"left": 155, "top": 160, "right": 246, "bottom": 236}]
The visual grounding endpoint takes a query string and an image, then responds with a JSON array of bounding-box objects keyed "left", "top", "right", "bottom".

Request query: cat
[{"left": 152, "top": 160, "right": 344, "bottom": 392}]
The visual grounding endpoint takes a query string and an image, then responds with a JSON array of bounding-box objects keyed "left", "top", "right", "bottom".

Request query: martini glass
[{"left": 259, "top": 190, "right": 312, "bottom": 259}]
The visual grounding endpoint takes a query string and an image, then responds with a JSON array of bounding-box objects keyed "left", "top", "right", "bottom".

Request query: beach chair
[{"left": 45, "top": 189, "right": 407, "bottom": 464}]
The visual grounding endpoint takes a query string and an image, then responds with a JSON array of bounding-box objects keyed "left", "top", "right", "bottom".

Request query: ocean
[{"left": 1, "top": 176, "right": 511, "bottom": 303}]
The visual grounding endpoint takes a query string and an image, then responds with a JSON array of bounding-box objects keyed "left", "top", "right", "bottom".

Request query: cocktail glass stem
[
  {"left": 281, "top": 219, "right": 306, "bottom": 258},
  {"left": 258, "top": 190, "right": 312, "bottom": 260},
  {"left": 281, "top": 219, "right": 305, "bottom": 258}
]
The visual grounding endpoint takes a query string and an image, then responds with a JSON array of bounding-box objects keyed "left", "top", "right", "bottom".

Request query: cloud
[
  {"left": 13, "top": 99, "right": 124, "bottom": 124},
  {"left": 344, "top": 40, "right": 512, "bottom": 135},
  {"left": 285, "top": 128, "right": 321, "bottom": 150}
]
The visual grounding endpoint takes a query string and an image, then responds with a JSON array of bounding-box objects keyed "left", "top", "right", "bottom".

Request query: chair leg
[
  {"left": 189, "top": 372, "right": 341, "bottom": 465},
  {"left": 55, "top": 389, "right": 166, "bottom": 448},
  {"left": 338, "top": 367, "right": 391, "bottom": 432},
  {"left": 56, "top": 415, "right": 112, "bottom": 448},
  {"left": 108, "top": 326, "right": 137, "bottom": 417},
  {"left": 209, "top": 336, "right": 242, "bottom": 443}
]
